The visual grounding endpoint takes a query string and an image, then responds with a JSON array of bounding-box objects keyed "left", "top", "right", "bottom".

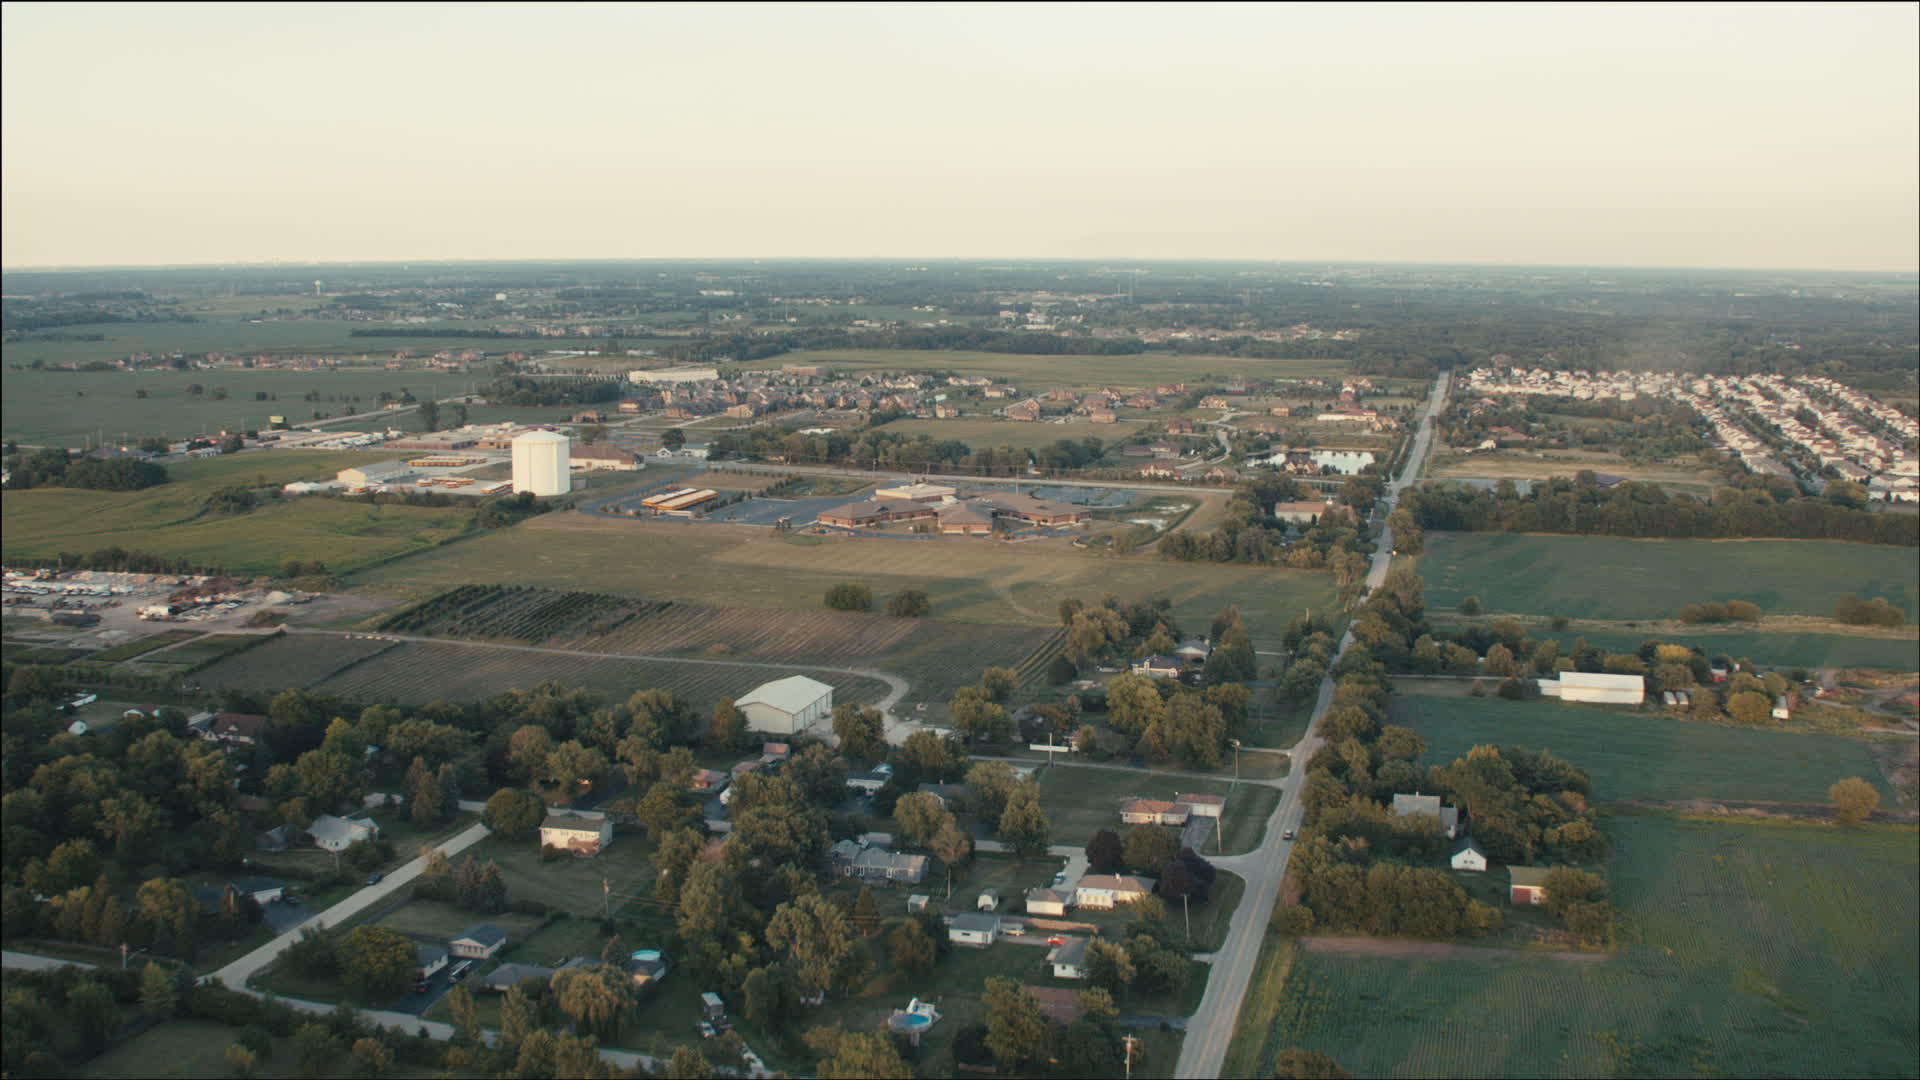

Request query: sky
[{"left": 3, "top": 2, "right": 1916, "bottom": 271}]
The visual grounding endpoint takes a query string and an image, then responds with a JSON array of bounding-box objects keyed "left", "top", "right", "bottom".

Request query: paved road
[
  {"left": 1, "top": 949, "right": 96, "bottom": 971},
  {"left": 211, "top": 821, "right": 492, "bottom": 990},
  {"left": 970, "top": 753, "right": 1290, "bottom": 788},
  {"left": 287, "top": 627, "right": 912, "bottom": 727},
  {"left": 1173, "top": 370, "right": 1449, "bottom": 1079}
]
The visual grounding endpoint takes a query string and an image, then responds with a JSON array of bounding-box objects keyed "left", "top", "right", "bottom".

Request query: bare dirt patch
[{"left": 1303, "top": 935, "right": 1606, "bottom": 964}]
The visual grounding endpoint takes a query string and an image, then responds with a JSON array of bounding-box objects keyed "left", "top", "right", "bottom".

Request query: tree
[
  {"left": 226, "top": 1044, "right": 260, "bottom": 1078},
  {"left": 964, "top": 761, "right": 1020, "bottom": 820},
  {"left": 1078, "top": 986, "right": 1119, "bottom": 1019},
  {"left": 893, "top": 792, "right": 947, "bottom": 848},
  {"left": 1830, "top": 776, "right": 1880, "bottom": 825},
  {"left": 1085, "top": 940, "right": 1136, "bottom": 991},
  {"left": 997, "top": 783, "right": 1051, "bottom": 858},
  {"left": 483, "top": 787, "right": 545, "bottom": 838},
  {"left": 979, "top": 667, "right": 1019, "bottom": 702},
  {"left": 766, "top": 894, "right": 858, "bottom": 1001},
  {"left": 887, "top": 918, "right": 936, "bottom": 971},
  {"left": 831, "top": 705, "right": 887, "bottom": 763},
  {"left": 1086, "top": 828, "right": 1125, "bottom": 874},
  {"left": 886, "top": 589, "right": 931, "bottom": 617},
  {"left": 141, "top": 960, "right": 177, "bottom": 1015},
  {"left": 336, "top": 925, "right": 416, "bottom": 1002},
  {"left": 1726, "top": 690, "right": 1773, "bottom": 726},
  {"left": 662, "top": 426, "right": 686, "bottom": 450},
  {"left": 664, "top": 1047, "right": 713, "bottom": 1079},
  {"left": 552, "top": 964, "right": 633, "bottom": 1039},
  {"left": 824, "top": 583, "right": 872, "bottom": 612},
  {"left": 1274, "top": 1048, "right": 1354, "bottom": 1079},
  {"left": 446, "top": 984, "right": 481, "bottom": 1043},
  {"left": 1122, "top": 825, "right": 1178, "bottom": 873},
  {"left": 931, "top": 819, "right": 973, "bottom": 897},
  {"left": 500, "top": 984, "right": 536, "bottom": 1045},
  {"left": 68, "top": 979, "right": 119, "bottom": 1053},
  {"left": 292, "top": 1022, "right": 341, "bottom": 1077},
  {"left": 349, "top": 1037, "right": 393, "bottom": 1078},
  {"left": 636, "top": 782, "right": 698, "bottom": 839},
  {"left": 708, "top": 698, "right": 748, "bottom": 750},
  {"left": 982, "top": 976, "right": 1048, "bottom": 1067},
  {"left": 1459, "top": 596, "right": 1482, "bottom": 616},
  {"left": 804, "top": 1026, "right": 914, "bottom": 1079}
]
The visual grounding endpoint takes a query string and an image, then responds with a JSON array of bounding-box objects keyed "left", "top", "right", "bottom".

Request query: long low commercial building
[
  {"left": 641, "top": 487, "right": 718, "bottom": 513},
  {"left": 817, "top": 491, "right": 1090, "bottom": 532}
]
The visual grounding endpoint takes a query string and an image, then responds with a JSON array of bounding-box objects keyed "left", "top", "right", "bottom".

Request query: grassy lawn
[
  {"left": 1206, "top": 785, "right": 1281, "bottom": 856},
  {"left": 1182, "top": 870, "right": 1246, "bottom": 952},
  {"left": 459, "top": 830, "right": 656, "bottom": 919},
  {"left": 1393, "top": 690, "right": 1896, "bottom": 804},
  {"left": 1527, "top": 628, "right": 1920, "bottom": 673},
  {"left": 374, "top": 898, "right": 546, "bottom": 941},
  {"left": 1222, "top": 929, "right": 1299, "bottom": 1080},
  {"left": 1421, "top": 532, "right": 1919, "bottom": 622},
  {"left": 1243, "top": 814, "right": 1920, "bottom": 1079},
  {"left": 1036, "top": 765, "right": 1237, "bottom": 847}
]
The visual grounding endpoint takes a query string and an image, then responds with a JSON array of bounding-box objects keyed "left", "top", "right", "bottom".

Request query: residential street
[{"left": 1173, "top": 370, "right": 1449, "bottom": 1079}]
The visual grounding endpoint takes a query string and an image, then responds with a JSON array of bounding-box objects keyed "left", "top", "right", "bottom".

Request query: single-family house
[
  {"left": 1130, "top": 655, "right": 1182, "bottom": 679},
  {"left": 1272, "top": 500, "right": 1331, "bottom": 525},
  {"left": 1508, "top": 865, "right": 1552, "bottom": 906},
  {"left": 416, "top": 944, "right": 450, "bottom": 981},
  {"left": 1390, "top": 793, "right": 1460, "bottom": 839},
  {"left": 308, "top": 814, "right": 380, "bottom": 853},
  {"left": 735, "top": 675, "right": 835, "bottom": 735},
  {"left": 1120, "top": 799, "right": 1191, "bottom": 827},
  {"left": 230, "top": 876, "right": 285, "bottom": 905},
  {"left": 949, "top": 912, "right": 1001, "bottom": 947},
  {"left": 627, "top": 951, "right": 670, "bottom": 987},
  {"left": 977, "top": 889, "right": 1001, "bottom": 912},
  {"left": 1450, "top": 840, "right": 1488, "bottom": 873},
  {"left": 480, "top": 962, "right": 561, "bottom": 993},
  {"left": 256, "top": 824, "right": 294, "bottom": 852},
  {"left": 1048, "top": 936, "right": 1092, "bottom": 979},
  {"left": 907, "top": 894, "right": 931, "bottom": 913},
  {"left": 849, "top": 846, "right": 929, "bottom": 884},
  {"left": 847, "top": 763, "right": 895, "bottom": 794},
  {"left": 1025, "top": 888, "right": 1072, "bottom": 916},
  {"left": 1175, "top": 793, "right": 1226, "bottom": 819},
  {"left": 539, "top": 810, "right": 613, "bottom": 856},
  {"left": 208, "top": 712, "right": 268, "bottom": 745},
  {"left": 1074, "top": 874, "right": 1154, "bottom": 909},
  {"left": 450, "top": 924, "right": 509, "bottom": 960}
]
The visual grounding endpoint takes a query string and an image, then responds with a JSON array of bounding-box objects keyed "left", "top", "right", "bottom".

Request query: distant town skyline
[{"left": 3, "top": 2, "right": 1916, "bottom": 272}]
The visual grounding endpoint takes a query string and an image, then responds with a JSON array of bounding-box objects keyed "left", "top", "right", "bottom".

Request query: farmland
[
  {"left": 735, "top": 348, "right": 1352, "bottom": 384},
  {"left": 0, "top": 450, "right": 474, "bottom": 574},
  {"left": 1244, "top": 814, "right": 1919, "bottom": 1079},
  {"left": 1421, "top": 533, "right": 1920, "bottom": 621},
  {"left": 310, "top": 639, "right": 893, "bottom": 711},
  {"left": 868, "top": 415, "right": 1153, "bottom": 451},
  {"left": 1528, "top": 628, "right": 1920, "bottom": 672},
  {"left": 1, "top": 365, "right": 484, "bottom": 447},
  {"left": 1427, "top": 450, "right": 1724, "bottom": 494},
  {"left": 192, "top": 633, "right": 399, "bottom": 693},
  {"left": 351, "top": 511, "right": 1338, "bottom": 643},
  {"left": 1391, "top": 691, "right": 1895, "bottom": 804}
]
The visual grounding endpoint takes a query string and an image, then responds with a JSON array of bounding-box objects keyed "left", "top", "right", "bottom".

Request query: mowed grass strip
[
  {"left": 1421, "top": 532, "right": 1919, "bottom": 621},
  {"left": 1392, "top": 691, "right": 1895, "bottom": 804},
  {"left": 1258, "top": 815, "right": 1920, "bottom": 1079},
  {"left": 1036, "top": 765, "right": 1237, "bottom": 846},
  {"left": 1527, "top": 629, "right": 1920, "bottom": 672}
]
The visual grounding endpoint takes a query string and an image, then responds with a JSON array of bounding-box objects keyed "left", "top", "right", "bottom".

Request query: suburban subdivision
[{"left": 4, "top": 258, "right": 1916, "bottom": 1080}]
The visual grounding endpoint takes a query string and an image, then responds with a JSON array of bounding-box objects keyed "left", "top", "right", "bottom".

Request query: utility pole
[
  {"left": 1182, "top": 892, "right": 1192, "bottom": 943},
  {"left": 1121, "top": 1034, "right": 1140, "bottom": 1080},
  {"left": 603, "top": 877, "right": 610, "bottom": 921}
]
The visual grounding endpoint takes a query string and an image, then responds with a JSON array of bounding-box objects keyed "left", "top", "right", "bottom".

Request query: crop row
[
  {"left": 574, "top": 603, "right": 921, "bottom": 664},
  {"left": 194, "top": 634, "right": 402, "bottom": 694},
  {"left": 377, "top": 585, "right": 655, "bottom": 643}
]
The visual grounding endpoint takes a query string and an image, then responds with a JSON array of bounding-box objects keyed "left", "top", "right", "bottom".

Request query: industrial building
[
  {"left": 735, "top": 675, "right": 835, "bottom": 735},
  {"left": 511, "top": 429, "right": 571, "bottom": 496},
  {"left": 570, "top": 444, "right": 643, "bottom": 471},
  {"left": 1538, "top": 671, "right": 1645, "bottom": 705},
  {"left": 639, "top": 487, "right": 719, "bottom": 514},
  {"left": 337, "top": 461, "right": 413, "bottom": 489}
]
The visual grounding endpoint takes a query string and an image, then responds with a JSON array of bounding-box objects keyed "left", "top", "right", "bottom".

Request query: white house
[
  {"left": 1538, "top": 671, "right": 1645, "bottom": 705},
  {"left": 450, "top": 924, "right": 509, "bottom": 960},
  {"left": 1450, "top": 841, "right": 1488, "bottom": 873},
  {"left": 308, "top": 814, "right": 380, "bottom": 853},
  {"left": 1130, "top": 656, "right": 1181, "bottom": 679},
  {"left": 735, "top": 675, "right": 835, "bottom": 735},
  {"left": 948, "top": 912, "right": 1000, "bottom": 947},
  {"left": 540, "top": 811, "right": 613, "bottom": 856},
  {"left": 1074, "top": 874, "right": 1154, "bottom": 910},
  {"left": 1048, "top": 936, "right": 1091, "bottom": 979},
  {"left": 415, "top": 944, "right": 450, "bottom": 980},
  {"left": 229, "top": 876, "right": 285, "bottom": 905},
  {"left": 846, "top": 763, "right": 895, "bottom": 794},
  {"left": 1174, "top": 793, "right": 1226, "bottom": 819},
  {"left": 1390, "top": 793, "right": 1460, "bottom": 839},
  {"left": 1025, "top": 887, "right": 1072, "bottom": 916},
  {"left": 1120, "top": 799, "right": 1190, "bottom": 826}
]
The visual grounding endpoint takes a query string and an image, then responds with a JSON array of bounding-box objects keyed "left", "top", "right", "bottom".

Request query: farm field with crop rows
[
  {"left": 312, "top": 640, "right": 892, "bottom": 710},
  {"left": 1252, "top": 814, "right": 1919, "bottom": 1079},
  {"left": 1393, "top": 691, "right": 1894, "bottom": 804},
  {"left": 1421, "top": 533, "right": 1919, "bottom": 621},
  {"left": 193, "top": 633, "right": 400, "bottom": 693}
]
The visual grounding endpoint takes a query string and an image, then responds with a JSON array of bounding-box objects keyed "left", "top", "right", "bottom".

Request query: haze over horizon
[{"left": 4, "top": 2, "right": 1916, "bottom": 273}]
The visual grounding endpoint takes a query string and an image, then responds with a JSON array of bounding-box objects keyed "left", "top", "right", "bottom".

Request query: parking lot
[{"left": 698, "top": 493, "right": 856, "bottom": 527}]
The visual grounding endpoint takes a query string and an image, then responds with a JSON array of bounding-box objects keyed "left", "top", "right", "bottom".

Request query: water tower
[{"left": 511, "top": 429, "right": 571, "bottom": 496}]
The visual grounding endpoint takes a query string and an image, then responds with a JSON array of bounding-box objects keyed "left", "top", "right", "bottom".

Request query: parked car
[
  {"left": 1046, "top": 936, "right": 1067, "bottom": 947},
  {"left": 1282, "top": 829, "right": 1296, "bottom": 841},
  {"left": 696, "top": 1022, "right": 718, "bottom": 1039},
  {"left": 366, "top": 872, "right": 384, "bottom": 885}
]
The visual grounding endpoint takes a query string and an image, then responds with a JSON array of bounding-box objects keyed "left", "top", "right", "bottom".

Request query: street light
[{"left": 1229, "top": 739, "right": 1242, "bottom": 784}]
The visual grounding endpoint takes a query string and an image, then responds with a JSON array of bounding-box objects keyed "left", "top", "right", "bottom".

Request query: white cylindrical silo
[{"left": 511, "top": 429, "right": 571, "bottom": 496}]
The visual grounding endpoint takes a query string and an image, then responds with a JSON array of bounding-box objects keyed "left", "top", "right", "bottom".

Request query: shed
[
  {"left": 1047, "top": 936, "right": 1092, "bottom": 979},
  {"left": 907, "top": 894, "right": 931, "bottom": 913},
  {"left": 977, "top": 888, "right": 1001, "bottom": 912},
  {"left": 949, "top": 912, "right": 1001, "bottom": 947},
  {"left": 1450, "top": 841, "right": 1488, "bottom": 873},
  {"left": 1025, "top": 887, "right": 1072, "bottom": 916},
  {"left": 1509, "top": 865, "right": 1552, "bottom": 906},
  {"left": 735, "top": 675, "right": 835, "bottom": 735}
]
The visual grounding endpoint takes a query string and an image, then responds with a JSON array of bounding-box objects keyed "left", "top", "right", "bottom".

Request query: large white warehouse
[
  {"left": 512, "top": 430, "right": 571, "bottom": 496},
  {"left": 1538, "top": 671, "right": 1645, "bottom": 705},
  {"left": 735, "top": 675, "right": 835, "bottom": 735}
]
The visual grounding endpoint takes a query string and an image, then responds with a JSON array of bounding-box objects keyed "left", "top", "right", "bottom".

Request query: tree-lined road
[{"left": 1174, "top": 370, "right": 1448, "bottom": 1078}]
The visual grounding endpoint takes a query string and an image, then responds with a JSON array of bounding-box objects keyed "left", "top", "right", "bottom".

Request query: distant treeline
[
  {"left": 350, "top": 328, "right": 531, "bottom": 339},
  {"left": 479, "top": 375, "right": 622, "bottom": 407},
  {"left": 11, "top": 546, "right": 222, "bottom": 576},
  {"left": 1404, "top": 475, "right": 1918, "bottom": 547},
  {"left": 2, "top": 448, "right": 169, "bottom": 491}
]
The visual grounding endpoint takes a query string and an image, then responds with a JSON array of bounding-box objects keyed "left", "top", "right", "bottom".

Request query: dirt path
[{"left": 1303, "top": 936, "right": 1607, "bottom": 964}]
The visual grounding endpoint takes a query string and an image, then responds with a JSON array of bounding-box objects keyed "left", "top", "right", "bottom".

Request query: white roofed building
[
  {"left": 736, "top": 675, "right": 835, "bottom": 735},
  {"left": 1539, "top": 671, "right": 1645, "bottom": 705}
]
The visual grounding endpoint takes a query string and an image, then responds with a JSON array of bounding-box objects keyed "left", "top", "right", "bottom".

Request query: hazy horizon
[{"left": 5, "top": 2, "right": 1916, "bottom": 272}]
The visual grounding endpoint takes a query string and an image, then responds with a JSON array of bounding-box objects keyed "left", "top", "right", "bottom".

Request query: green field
[
  {"left": 736, "top": 348, "right": 1351, "bottom": 385},
  {"left": 350, "top": 512, "right": 1338, "bottom": 643},
  {"left": 1035, "top": 765, "right": 1238, "bottom": 845},
  {"left": 1392, "top": 692, "right": 1894, "bottom": 804},
  {"left": 192, "top": 633, "right": 400, "bottom": 692},
  {"left": 1249, "top": 815, "right": 1920, "bottom": 1079},
  {"left": 311, "top": 639, "right": 892, "bottom": 712},
  {"left": 1423, "top": 533, "right": 1920, "bottom": 621},
  {"left": 0, "top": 451, "right": 476, "bottom": 573},
  {"left": 869, "top": 416, "right": 1151, "bottom": 450},
  {"left": 1526, "top": 629, "right": 1920, "bottom": 672},
  {"left": 1, "top": 366, "right": 486, "bottom": 446}
]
